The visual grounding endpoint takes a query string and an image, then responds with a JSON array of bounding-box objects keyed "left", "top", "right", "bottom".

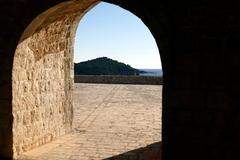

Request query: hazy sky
[{"left": 74, "top": 2, "right": 162, "bottom": 69}]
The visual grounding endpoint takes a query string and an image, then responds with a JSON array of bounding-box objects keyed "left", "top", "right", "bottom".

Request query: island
[{"left": 74, "top": 57, "right": 148, "bottom": 76}]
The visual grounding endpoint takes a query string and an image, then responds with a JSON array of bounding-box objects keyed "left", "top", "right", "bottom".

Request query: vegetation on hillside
[{"left": 74, "top": 57, "right": 143, "bottom": 75}]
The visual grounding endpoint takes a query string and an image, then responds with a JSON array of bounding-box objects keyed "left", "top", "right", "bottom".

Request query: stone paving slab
[{"left": 17, "top": 83, "right": 162, "bottom": 160}]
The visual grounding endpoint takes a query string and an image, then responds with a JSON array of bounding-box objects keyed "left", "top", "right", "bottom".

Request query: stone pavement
[{"left": 17, "top": 83, "right": 162, "bottom": 160}]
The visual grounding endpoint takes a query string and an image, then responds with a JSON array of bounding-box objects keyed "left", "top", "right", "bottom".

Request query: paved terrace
[{"left": 18, "top": 83, "right": 162, "bottom": 160}]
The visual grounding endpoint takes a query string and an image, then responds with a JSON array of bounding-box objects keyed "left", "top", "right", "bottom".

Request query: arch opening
[
  {"left": 72, "top": 2, "right": 162, "bottom": 159},
  {"left": 11, "top": 0, "right": 163, "bottom": 158}
]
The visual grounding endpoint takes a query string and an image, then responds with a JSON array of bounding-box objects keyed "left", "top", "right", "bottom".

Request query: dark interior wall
[
  {"left": 162, "top": 2, "right": 239, "bottom": 159},
  {"left": 0, "top": 0, "right": 240, "bottom": 159},
  {"left": 163, "top": 2, "right": 239, "bottom": 159}
]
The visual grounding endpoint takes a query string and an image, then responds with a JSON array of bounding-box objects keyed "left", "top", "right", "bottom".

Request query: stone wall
[
  {"left": 13, "top": 41, "right": 73, "bottom": 156},
  {"left": 12, "top": 14, "right": 73, "bottom": 158},
  {"left": 12, "top": 0, "right": 98, "bottom": 157},
  {"left": 74, "top": 75, "right": 163, "bottom": 85}
]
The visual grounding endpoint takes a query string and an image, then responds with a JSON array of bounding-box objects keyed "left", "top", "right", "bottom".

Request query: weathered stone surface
[{"left": 12, "top": 0, "right": 99, "bottom": 157}]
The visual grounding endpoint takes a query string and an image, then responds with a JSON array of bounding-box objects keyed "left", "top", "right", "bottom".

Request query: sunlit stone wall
[{"left": 12, "top": 0, "right": 98, "bottom": 156}]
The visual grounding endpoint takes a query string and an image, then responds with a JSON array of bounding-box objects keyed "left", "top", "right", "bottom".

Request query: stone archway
[
  {"left": 1, "top": 0, "right": 170, "bottom": 158},
  {"left": 2, "top": 0, "right": 236, "bottom": 160},
  {"left": 11, "top": 0, "right": 166, "bottom": 158}
]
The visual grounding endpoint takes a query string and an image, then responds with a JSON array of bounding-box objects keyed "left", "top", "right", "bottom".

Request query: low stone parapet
[{"left": 74, "top": 75, "right": 163, "bottom": 85}]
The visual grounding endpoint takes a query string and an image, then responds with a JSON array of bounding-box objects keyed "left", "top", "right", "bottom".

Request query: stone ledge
[{"left": 74, "top": 75, "right": 163, "bottom": 85}]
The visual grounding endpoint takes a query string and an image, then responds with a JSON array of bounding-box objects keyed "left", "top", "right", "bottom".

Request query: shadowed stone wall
[{"left": 0, "top": 0, "right": 240, "bottom": 159}]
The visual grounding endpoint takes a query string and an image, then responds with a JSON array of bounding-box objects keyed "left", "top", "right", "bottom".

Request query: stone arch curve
[{"left": 10, "top": 0, "right": 167, "bottom": 158}]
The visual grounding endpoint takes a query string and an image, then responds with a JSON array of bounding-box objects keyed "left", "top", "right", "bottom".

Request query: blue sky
[{"left": 74, "top": 2, "right": 162, "bottom": 69}]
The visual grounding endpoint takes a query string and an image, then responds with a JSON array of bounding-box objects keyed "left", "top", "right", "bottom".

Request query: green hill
[{"left": 74, "top": 57, "right": 141, "bottom": 75}]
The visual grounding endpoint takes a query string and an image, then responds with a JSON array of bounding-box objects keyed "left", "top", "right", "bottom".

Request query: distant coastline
[{"left": 139, "top": 69, "right": 162, "bottom": 77}]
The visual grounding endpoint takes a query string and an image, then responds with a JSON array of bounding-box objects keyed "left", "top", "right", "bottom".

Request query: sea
[{"left": 139, "top": 69, "right": 163, "bottom": 77}]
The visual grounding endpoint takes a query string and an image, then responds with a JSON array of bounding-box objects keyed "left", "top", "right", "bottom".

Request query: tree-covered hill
[{"left": 74, "top": 57, "right": 142, "bottom": 75}]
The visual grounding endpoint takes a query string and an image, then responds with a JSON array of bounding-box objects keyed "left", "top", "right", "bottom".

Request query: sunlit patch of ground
[{"left": 18, "top": 83, "right": 162, "bottom": 160}]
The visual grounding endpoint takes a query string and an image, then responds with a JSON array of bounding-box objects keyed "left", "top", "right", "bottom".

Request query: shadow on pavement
[{"left": 104, "top": 141, "right": 161, "bottom": 160}]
